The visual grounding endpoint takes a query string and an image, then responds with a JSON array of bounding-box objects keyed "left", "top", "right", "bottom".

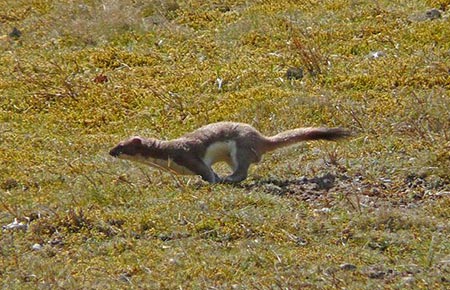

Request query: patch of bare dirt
[{"left": 244, "top": 172, "right": 449, "bottom": 208}]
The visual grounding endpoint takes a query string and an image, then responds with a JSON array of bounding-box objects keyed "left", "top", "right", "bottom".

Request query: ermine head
[{"left": 109, "top": 136, "right": 159, "bottom": 161}]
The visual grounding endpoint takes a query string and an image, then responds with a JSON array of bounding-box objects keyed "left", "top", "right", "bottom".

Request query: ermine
[{"left": 109, "top": 122, "right": 351, "bottom": 184}]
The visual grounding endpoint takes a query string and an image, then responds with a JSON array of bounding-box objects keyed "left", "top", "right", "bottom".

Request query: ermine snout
[{"left": 109, "top": 147, "right": 121, "bottom": 157}]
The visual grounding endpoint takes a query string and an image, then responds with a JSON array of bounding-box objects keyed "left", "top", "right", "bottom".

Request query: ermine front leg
[{"left": 182, "top": 156, "right": 222, "bottom": 183}]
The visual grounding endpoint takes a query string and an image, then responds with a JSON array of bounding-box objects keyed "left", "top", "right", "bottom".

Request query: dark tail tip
[
  {"left": 309, "top": 127, "right": 353, "bottom": 141},
  {"left": 329, "top": 127, "right": 353, "bottom": 139}
]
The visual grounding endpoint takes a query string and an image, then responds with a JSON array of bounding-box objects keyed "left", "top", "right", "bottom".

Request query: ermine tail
[{"left": 263, "top": 127, "right": 351, "bottom": 152}]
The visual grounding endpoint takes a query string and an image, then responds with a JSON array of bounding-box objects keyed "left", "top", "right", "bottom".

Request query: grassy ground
[{"left": 1, "top": 0, "right": 449, "bottom": 288}]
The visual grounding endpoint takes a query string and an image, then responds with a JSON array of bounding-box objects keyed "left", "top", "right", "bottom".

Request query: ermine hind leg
[
  {"left": 224, "top": 161, "right": 250, "bottom": 183},
  {"left": 223, "top": 150, "right": 253, "bottom": 183}
]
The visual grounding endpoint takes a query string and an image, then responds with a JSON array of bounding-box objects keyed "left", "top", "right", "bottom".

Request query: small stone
[
  {"left": 216, "top": 77, "right": 224, "bottom": 90},
  {"left": 298, "top": 176, "right": 308, "bottom": 183},
  {"left": 439, "top": 259, "right": 450, "bottom": 265},
  {"left": 23, "top": 274, "right": 37, "bottom": 282},
  {"left": 118, "top": 273, "right": 132, "bottom": 283},
  {"left": 93, "top": 74, "right": 108, "bottom": 84},
  {"left": 48, "top": 238, "right": 64, "bottom": 247},
  {"left": 2, "top": 178, "right": 19, "bottom": 190},
  {"left": 32, "top": 243, "right": 43, "bottom": 251},
  {"left": 2, "top": 219, "right": 28, "bottom": 231},
  {"left": 298, "top": 238, "right": 308, "bottom": 247},
  {"left": 213, "top": 4, "right": 231, "bottom": 13},
  {"left": 166, "top": 1, "right": 180, "bottom": 12},
  {"left": 408, "top": 8, "right": 443, "bottom": 22},
  {"left": 368, "top": 271, "right": 385, "bottom": 279},
  {"left": 368, "top": 51, "right": 386, "bottom": 59},
  {"left": 168, "top": 258, "right": 181, "bottom": 265},
  {"left": 340, "top": 263, "right": 357, "bottom": 271},
  {"left": 286, "top": 67, "right": 304, "bottom": 80},
  {"left": 158, "top": 233, "right": 172, "bottom": 241},
  {"left": 9, "top": 27, "right": 22, "bottom": 39},
  {"left": 311, "top": 173, "right": 336, "bottom": 190},
  {"left": 425, "top": 8, "right": 441, "bottom": 20},
  {"left": 263, "top": 183, "right": 283, "bottom": 194},
  {"left": 198, "top": 201, "right": 209, "bottom": 211},
  {"left": 313, "top": 207, "right": 331, "bottom": 215},
  {"left": 401, "top": 276, "right": 415, "bottom": 284}
]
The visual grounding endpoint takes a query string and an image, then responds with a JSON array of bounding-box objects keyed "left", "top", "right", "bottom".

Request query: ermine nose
[{"left": 109, "top": 148, "right": 120, "bottom": 157}]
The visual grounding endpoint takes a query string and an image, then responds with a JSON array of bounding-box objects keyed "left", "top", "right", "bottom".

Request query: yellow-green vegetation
[{"left": 1, "top": 0, "right": 449, "bottom": 288}]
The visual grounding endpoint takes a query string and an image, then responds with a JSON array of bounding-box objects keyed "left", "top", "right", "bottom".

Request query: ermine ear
[{"left": 130, "top": 136, "right": 143, "bottom": 145}]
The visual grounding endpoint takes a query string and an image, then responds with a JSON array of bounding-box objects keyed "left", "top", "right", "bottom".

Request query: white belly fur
[
  {"left": 122, "top": 155, "right": 195, "bottom": 175},
  {"left": 202, "top": 140, "right": 237, "bottom": 170}
]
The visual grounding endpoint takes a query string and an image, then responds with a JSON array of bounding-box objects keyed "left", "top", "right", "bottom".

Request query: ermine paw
[
  {"left": 211, "top": 173, "right": 223, "bottom": 184},
  {"left": 223, "top": 177, "right": 243, "bottom": 184}
]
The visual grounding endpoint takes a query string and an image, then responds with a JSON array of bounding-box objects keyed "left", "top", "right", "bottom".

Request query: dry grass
[{"left": 1, "top": 0, "right": 449, "bottom": 288}]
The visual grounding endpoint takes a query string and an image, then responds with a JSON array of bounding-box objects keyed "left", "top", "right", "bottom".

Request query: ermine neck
[{"left": 140, "top": 139, "right": 174, "bottom": 158}]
